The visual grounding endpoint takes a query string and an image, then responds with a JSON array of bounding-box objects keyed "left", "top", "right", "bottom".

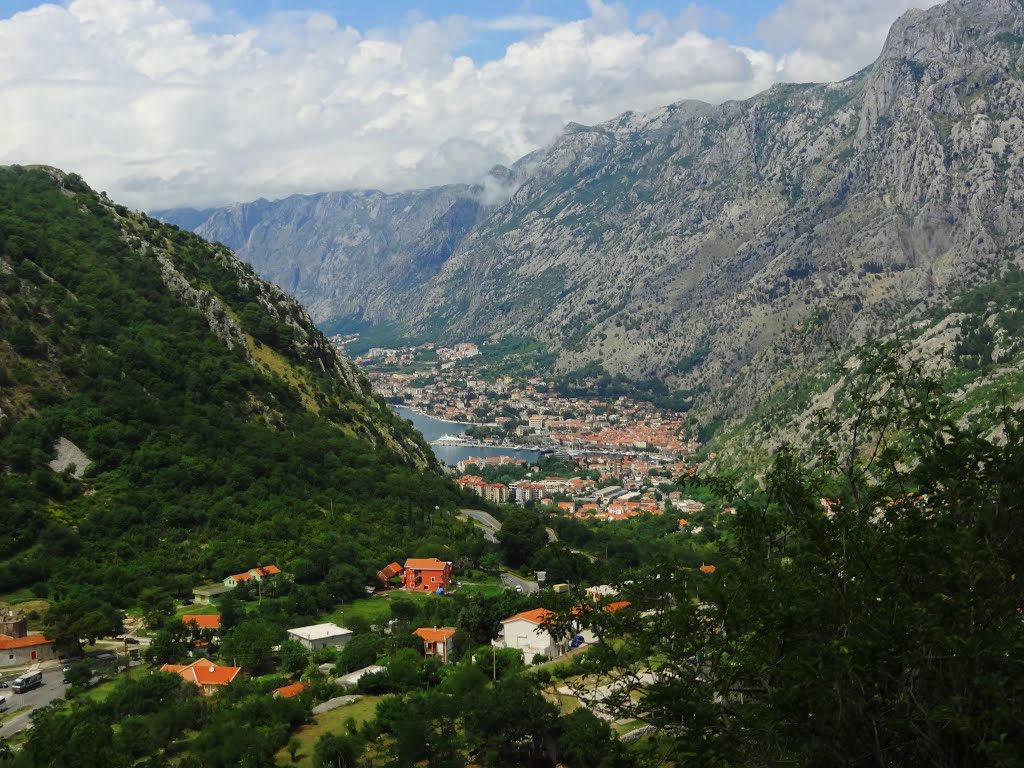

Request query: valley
[{"left": 1, "top": 0, "right": 1023, "bottom": 766}]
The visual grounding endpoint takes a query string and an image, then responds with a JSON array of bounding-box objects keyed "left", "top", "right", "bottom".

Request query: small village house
[
  {"left": 161, "top": 659, "right": 241, "bottom": 696},
  {"left": 286, "top": 623, "right": 353, "bottom": 651},
  {"left": 403, "top": 558, "right": 452, "bottom": 592},
  {"left": 1, "top": 634, "right": 57, "bottom": 667},
  {"left": 223, "top": 564, "right": 282, "bottom": 588},
  {"left": 192, "top": 584, "right": 233, "bottom": 605},
  {"left": 494, "top": 608, "right": 566, "bottom": 662},
  {"left": 182, "top": 614, "right": 221, "bottom": 630},
  {"left": 413, "top": 627, "right": 457, "bottom": 664}
]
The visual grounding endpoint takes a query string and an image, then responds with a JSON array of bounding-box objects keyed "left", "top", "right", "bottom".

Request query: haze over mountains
[{"left": 158, "top": 0, "right": 1024, "bottom": 419}]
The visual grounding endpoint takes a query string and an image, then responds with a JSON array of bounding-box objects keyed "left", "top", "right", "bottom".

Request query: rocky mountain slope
[
  {"left": 409, "top": 0, "right": 1024, "bottom": 414},
  {"left": 158, "top": 0, "right": 1024, "bottom": 423},
  {"left": 155, "top": 165, "right": 529, "bottom": 327},
  {"left": 0, "top": 166, "right": 480, "bottom": 599}
]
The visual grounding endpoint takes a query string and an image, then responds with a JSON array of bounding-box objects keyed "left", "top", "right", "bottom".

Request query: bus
[{"left": 12, "top": 670, "right": 42, "bottom": 693}]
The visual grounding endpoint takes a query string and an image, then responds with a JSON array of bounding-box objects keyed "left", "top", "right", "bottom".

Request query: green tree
[
  {"left": 220, "top": 619, "right": 280, "bottom": 673},
  {"left": 338, "top": 633, "right": 384, "bottom": 674},
  {"left": 279, "top": 639, "right": 310, "bottom": 677},
  {"left": 44, "top": 597, "right": 124, "bottom": 655},
  {"left": 497, "top": 509, "right": 548, "bottom": 569},
  {"left": 138, "top": 587, "right": 175, "bottom": 629},
  {"left": 578, "top": 345, "right": 1024, "bottom": 767},
  {"left": 312, "top": 732, "right": 361, "bottom": 768}
]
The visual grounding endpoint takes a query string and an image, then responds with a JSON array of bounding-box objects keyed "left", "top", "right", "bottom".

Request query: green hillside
[{"left": 0, "top": 166, "right": 483, "bottom": 605}]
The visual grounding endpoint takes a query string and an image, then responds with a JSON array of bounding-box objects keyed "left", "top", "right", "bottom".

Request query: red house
[{"left": 403, "top": 558, "right": 452, "bottom": 592}]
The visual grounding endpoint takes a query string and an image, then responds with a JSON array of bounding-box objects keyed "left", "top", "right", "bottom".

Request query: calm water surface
[{"left": 393, "top": 405, "right": 542, "bottom": 467}]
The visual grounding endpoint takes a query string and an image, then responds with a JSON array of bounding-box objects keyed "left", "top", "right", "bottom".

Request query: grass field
[
  {"left": 320, "top": 591, "right": 432, "bottom": 629},
  {"left": 275, "top": 695, "right": 389, "bottom": 767}
]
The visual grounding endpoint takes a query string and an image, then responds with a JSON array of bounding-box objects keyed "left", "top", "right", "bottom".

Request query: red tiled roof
[
  {"left": 503, "top": 608, "right": 556, "bottom": 626},
  {"left": 255, "top": 565, "right": 281, "bottom": 576},
  {"left": 161, "top": 659, "right": 241, "bottom": 687},
  {"left": 182, "top": 614, "right": 221, "bottom": 630},
  {"left": 604, "top": 601, "right": 631, "bottom": 613},
  {"left": 0, "top": 633, "right": 53, "bottom": 650},
  {"left": 377, "top": 562, "right": 403, "bottom": 581},
  {"left": 230, "top": 571, "right": 255, "bottom": 582},
  {"left": 274, "top": 680, "right": 309, "bottom": 698},
  {"left": 404, "top": 558, "right": 449, "bottom": 571},
  {"left": 699, "top": 564, "right": 717, "bottom": 574},
  {"left": 413, "top": 627, "right": 457, "bottom": 643}
]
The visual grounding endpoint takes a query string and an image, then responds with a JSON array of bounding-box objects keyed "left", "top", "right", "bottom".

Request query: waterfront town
[{"left": 333, "top": 336, "right": 711, "bottom": 524}]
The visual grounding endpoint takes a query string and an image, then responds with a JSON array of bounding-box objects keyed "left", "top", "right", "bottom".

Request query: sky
[{"left": 0, "top": 0, "right": 941, "bottom": 209}]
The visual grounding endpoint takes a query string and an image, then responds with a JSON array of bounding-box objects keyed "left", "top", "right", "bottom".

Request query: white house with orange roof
[
  {"left": 223, "top": 564, "right": 281, "bottom": 588},
  {"left": 413, "top": 627, "right": 457, "bottom": 664},
  {"left": 494, "top": 608, "right": 566, "bottom": 661}
]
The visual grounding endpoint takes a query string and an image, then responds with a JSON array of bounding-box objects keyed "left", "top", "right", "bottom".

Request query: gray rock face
[
  {"left": 157, "top": 180, "right": 513, "bottom": 326},
  {"left": 157, "top": 0, "right": 1024, "bottom": 419},
  {"left": 402, "top": 0, "right": 1024, "bottom": 414}
]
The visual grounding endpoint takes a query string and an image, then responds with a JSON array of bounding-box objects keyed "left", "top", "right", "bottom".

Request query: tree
[
  {"left": 497, "top": 509, "right": 548, "bottom": 568},
  {"left": 44, "top": 597, "right": 124, "bottom": 655},
  {"left": 577, "top": 345, "right": 1024, "bottom": 767},
  {"left": 287, "top": 737, "right": 301, "bottom": 763},
  {"left": 338, "top": 632, "right": 384, "bottom": 674},
  {"left": 279, "top": 639, "right": 310, "bottom": 677},
  {"left": 218, "top": 593, "right": 244, "bottom": 631},
  {"left": 312, "top": 733, "right": 361, "bottom": 768},
  {"left": 220, "top": 619, "right": 280, "bottom": 673},
  {"left": 138, "top": 587, "right": 175, "bottom": 629}
]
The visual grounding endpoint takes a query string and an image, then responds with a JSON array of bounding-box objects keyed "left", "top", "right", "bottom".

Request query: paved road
[
  {"left": 458, "top": 509, "right": 501, "bottom": 543},
  {"left": 0, "top": 667, "right": 65, "bottom": 736},
  {"left": 501, "top": 572, "right": 541, "bottom": 594}
]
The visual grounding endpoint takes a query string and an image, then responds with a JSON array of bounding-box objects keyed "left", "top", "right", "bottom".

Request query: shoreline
[{"left": 392, "top": 404, "right": 474, "bottom": 428}]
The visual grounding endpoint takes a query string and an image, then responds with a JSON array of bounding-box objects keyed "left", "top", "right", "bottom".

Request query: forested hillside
[{"left": 0, "top": 165, "right": 483, "bottom": 605}]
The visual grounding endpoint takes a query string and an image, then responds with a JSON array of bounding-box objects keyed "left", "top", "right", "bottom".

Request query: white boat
[{"left": 433, "top": 434, "right": 470, "bottom": 445}]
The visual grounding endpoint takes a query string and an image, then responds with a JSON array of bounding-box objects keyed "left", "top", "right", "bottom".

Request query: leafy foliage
[
  {"left": 577, "top": 344, "right": 1024, "bottom": 767},
  {"left": 0, "top": 166, "right": 485, "bottom": 605}
]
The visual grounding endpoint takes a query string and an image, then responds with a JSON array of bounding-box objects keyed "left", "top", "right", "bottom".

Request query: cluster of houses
[
  {"left": 164, "top": 584, "right": 638, "bottom": 697},
  {"left": 192, "top": 564, "right": 283, "bottom": 605},
  {"left": 0, "top": 611, "right": 57, "bottom": 668}
]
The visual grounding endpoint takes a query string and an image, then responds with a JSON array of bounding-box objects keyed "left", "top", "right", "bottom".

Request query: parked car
[
  {"left": 0, "top": 680, "right": 9, "bottom": 688},
  {"left": 569, "top": 635, "right": 585, "bottom": 648},
  {"left": 123, "top": 637, "right": 140, "bottom": 645},
  {"left": 180, "top": 599, "right": 194, "bottom": 606}
]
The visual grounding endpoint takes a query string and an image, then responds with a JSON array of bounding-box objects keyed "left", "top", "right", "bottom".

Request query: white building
[
  {"left": 494, "top": 608, "right": 566, "bottom": 662},
  {"left": 286, "top": 623, "right": 353, "bottom": 651}
]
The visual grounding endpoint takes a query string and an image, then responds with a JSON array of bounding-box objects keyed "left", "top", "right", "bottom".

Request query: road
[
  {"left": 458, "top": 509, "right": 501, "bottom": 543},
  {"left": 501, "top": 572, "right": 541, "bottom": 594},
  {"left": 0, "top": 667, "right": 65, "bottom": 736}
]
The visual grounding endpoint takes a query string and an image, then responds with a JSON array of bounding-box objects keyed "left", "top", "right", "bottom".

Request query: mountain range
[{"left": 157, "top": 0, "right": 1024, "bottom": 425}]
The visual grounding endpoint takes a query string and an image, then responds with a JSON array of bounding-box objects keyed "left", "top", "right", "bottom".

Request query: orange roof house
[
  {"left": 161, "top": 659, "right": 241, "bottom": 696},
  {"left": 604, "top": 600, "right": 631, "bottom": 613},
  {"left": 403, "top": 558, "right": 452, "bottom": 593},
  {"left": 413, "top": 627, "right": 457, "bottom": 664},
  {"left": 699, "top": 564, "right": 717, "bottom": 574},
  {"left": 223, "top": 565, "right": 281, "bottom": 588},
  {"left": 0, "top": 632, "right": 57, "bottom": 666},
  {"left": 273, "top": 680, "right": 310, "bottom": 698},
  {"left": 376, "top": 562, "right": 403, "bottom": 584},
  {"left": 496, "top": 608, "right": 565, "bottom": 661},
  {"left": 182, "top": 615, "right": 221, "bottom": 630}
]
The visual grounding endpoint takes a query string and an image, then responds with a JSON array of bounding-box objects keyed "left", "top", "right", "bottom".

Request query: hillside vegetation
[{"left": 0, "top": 165, "right": 482, "bottom": 605}]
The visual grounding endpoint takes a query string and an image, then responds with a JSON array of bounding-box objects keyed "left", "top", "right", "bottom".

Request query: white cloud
[
  {"left": 758, "top": 0, "right": 944, "bottom": 82},
  {"left": 0, "top": 0, "right": 935, "bottom": 209}
]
